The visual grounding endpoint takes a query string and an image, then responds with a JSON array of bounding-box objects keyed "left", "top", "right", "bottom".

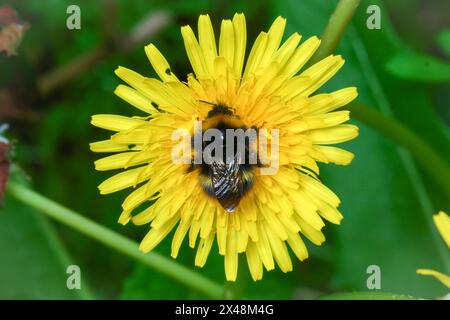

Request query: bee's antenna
[{"left": 198, "top": 100, "right": 218, "bottom": 106}]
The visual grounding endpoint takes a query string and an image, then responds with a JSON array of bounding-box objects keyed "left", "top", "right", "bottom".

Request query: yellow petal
[
  {"left": 217, "top": 210, "right": 228, "bottom": 255},
  {"left": 300, "top": 174, "right": 340, "bottom": 207},
  {"left": 98, "top": 166, "right": 150, "bottom": 194},
  {"left": 118, "top": 210, "right": 131, "bottom": 225},
  {"left": 255, "top": 222, "right": 275, "bottom": 271},
  {"left": 214, "top": 56, "right": 228, "bottom": 79},
  {"left": 248, "top": 61, "right": 280, "bottom": 102},
  {"left": 115, "top": 67, "right": 155, "bottom": 101},
  {"left": 115, "top": 67, "right": 186, "bottom": 115},
  {"left": 243, "top": 32, "right": 268, "bottom": 79},
  {"left": 139, "top": 216, "right": 179, "bottom": 253},
  {"left": 89, "top": 140, "right": 129, "bottom": 153},
  {"left": 189, "top": 218, "right": 202, "bottom": 248},
  {"left": 277, "top": 211, "right": 301, "bottom": 234},
  {"left": 317, "top": 202, "right": 344, "bottom": 225},
  {"left": 240, "top": 196, "right": 257, "bottom": 222},
  {"left": 293, "top": 197, "right": 324, "bottom": 231},
  {"left": 195, "top": 232, "right": 215, "bottom": 267},
  {"left": 297, "top": 55, "right": 345, "bottom": 97},
  {"left": 143, "top": 78, "right": 196, "bottom": 115},
  {"left": 114, "top": 85, "right": 158, "bottom": 114},
  {"left": 417, "top": 269, "right": 450, "bottom": 288},
  {"left": 307, "top": 111, "right": 350, "bottom": 130},
  {"left": 245, "top": 241, "right": 263, "bottom": 281},
  {"left": 236, "top": 228, "right": 249, "bottom": 253},
  {"left": 295, "top": 215, "right": 325, "bottom": 245},
  {"left": 200, "top": 204, "right": 216, "bottom": 238},
  {"left": 309, "top": 124, "right": 359, "bottom": 145},
  {"left": 171, "top": 215, "right": 193, "bottom": 258},
  {"left": 286, "top": 232, "right": 309, "bottom": 261},
  {"left": 94, "top": 152, "right": 143, "bottom": 171},
  {"left": 181, "top": 25, "right": 208, "bottom": 78},
  {"left": 145, "top": 44, "right": 179, "bottom": 82},
  {"left": 276, "top": 75, "right": 311, "bottom": 101},
  {"left": 273, "top": 32, "right": 301, "bottom": 68},
  {"left": 314, "top": 145, "right": 355, "bottom": 165},
  {"left": 241, "top": 217, "right": 258, "bottom": 242},
  {"left": 434, "top": 211, "right": 450, "bottom": 248},
  {"left": 258, "top": 16, "right": 286, "bottom": 69},
  {"left": 225, "top": 228, "right": 238, "bottom": 281},
  {"left": 131, "top": 205, "right": 157, "bottom": 226},
  {"left": 280, "top": 36, "right": 321, "bottom": 79},
  {"left": 150, "top": 193, "right": 179, "bottom": 228},
  {"left": 219, "top": 20, "right": 235, "bottom": 70},
  {"left": 122, "top": 183, "right": 150, "bottom": 212},
  {"left": 232, "top": 13, "right": 246, "bottom": 78},
  {"left": 259, "top": 205, "right": 288, "bottom": 240},
  {"left": 264, "top": 223, "right": 292, "bottom": 273},
  {"left": 111, "top": 128, "right": 152, "bottom": 145},
  {"left": 198, "top": 14, "right": 217, "bottom": 75},
  {"left": 306, "top": 87, "right": 358, "bottom": 115},
  {"left": 91, "top": 114, "right": 145, "bottom": 132}
]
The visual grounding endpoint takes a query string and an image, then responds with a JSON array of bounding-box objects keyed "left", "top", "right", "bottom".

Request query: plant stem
[
  {"left": 309, "top": 0, "right": 361, "bottom": 64},
  {"left": 7, "top": 181, "right": 225, "bottom": 299}
]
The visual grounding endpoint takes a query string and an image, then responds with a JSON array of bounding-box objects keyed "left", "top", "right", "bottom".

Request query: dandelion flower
[
  {"left": 90, "top": 14, "right": 358, "bottom": 281},
  {"left": 417, "top": 211, "right": 450, "bottom": 288}
]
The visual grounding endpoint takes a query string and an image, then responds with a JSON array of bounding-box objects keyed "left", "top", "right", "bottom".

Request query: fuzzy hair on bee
[{"left": 189, "top": 102, "right": 257, "bottom": 212}]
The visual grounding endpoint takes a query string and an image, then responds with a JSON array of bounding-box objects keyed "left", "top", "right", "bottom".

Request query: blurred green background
[{"left": 0, "top": 0, "right": 449, "bottom": 299}]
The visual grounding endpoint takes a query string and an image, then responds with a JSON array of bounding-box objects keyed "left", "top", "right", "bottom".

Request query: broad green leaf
[
  {"left": 0, "top": 194, "right": 89, "bottom": 299},
  {"left": 273, "top": 0, "right": 450, "bottom": 299},
  {"left": 386, "top": 51, "right": 450, "bottom": 83}
]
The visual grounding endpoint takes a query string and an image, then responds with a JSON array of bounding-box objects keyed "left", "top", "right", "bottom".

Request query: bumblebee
[{"left": 189, "top": 102, "right": 258, "bottom": 212}]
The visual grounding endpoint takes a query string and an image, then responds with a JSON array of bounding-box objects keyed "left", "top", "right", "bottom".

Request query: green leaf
[
  {"left": 273, "top": 0, "right": 450, "bottom": 299},
  {"left": 120, "top": 234, "right": 209, "bottom": 299},
  {"left": 0, "top": 194, "right": 90, "bottom": 299},
  {"left": 436, "top": 29, "right": 450, "bottom": 57},
  {"left": 121, "top": 264, "right": 194, "bottom": 299},
  {"left": 386, "top": 51, "right": 450, "bottom": 83}
]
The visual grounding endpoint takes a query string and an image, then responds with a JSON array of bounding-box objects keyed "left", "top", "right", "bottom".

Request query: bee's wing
[{"left": 210, "top": 152, "right": 243, "bottom": 212}]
